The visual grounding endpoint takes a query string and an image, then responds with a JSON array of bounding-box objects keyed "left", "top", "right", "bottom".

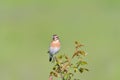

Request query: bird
[{"left": 48, "top": 35, "right": 61, "bottom": 62}]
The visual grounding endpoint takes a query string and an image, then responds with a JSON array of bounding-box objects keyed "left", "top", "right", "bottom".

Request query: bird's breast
[{"left": 50, "top": 41, "right": 60, "bottom": 48}]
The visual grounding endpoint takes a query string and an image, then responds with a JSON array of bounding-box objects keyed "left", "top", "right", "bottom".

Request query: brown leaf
[
  {"left": 72, "top": 51, "right": 80, "bottom": 58},
  {"left": 84, "top": 68, "right": 89, "bottom": 71},
  {"left": 50, "top": 71, "right": 58, "bottom": 77},
  {"left": 65, "top": 55, "right": 70, "bottom": 62},
  {"left": 79, "top": 68, "right": 84, "bottom": 73},
  {"left": 75, "top": 41, "right": 78, "bottom": 44},
  {"left": 79, "top": 68, "right": 89, "bottom": 73},
  {"left": 79, "top": 51, "right": 86, "bottom": 56},
  {"left": 61, "top": 62, "right": 70, "bottom": 72}
]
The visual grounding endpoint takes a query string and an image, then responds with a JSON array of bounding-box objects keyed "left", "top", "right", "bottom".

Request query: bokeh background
[{"left": 0, "top": 0, "right": 120, "bottom": 80}]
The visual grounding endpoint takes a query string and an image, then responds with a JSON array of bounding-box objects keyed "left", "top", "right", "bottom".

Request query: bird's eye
[{"left": 56, "top": 36, "right": 58, "bottom": 38}]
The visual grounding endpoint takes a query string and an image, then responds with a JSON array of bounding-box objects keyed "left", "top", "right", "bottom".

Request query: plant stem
[{"left": 60, "top": 72, "right": 65, "bottom": 80}]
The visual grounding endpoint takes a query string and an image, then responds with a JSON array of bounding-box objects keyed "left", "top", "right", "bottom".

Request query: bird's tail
[{"left": 49, "top": 55, "right": 53, "bottom": 62}]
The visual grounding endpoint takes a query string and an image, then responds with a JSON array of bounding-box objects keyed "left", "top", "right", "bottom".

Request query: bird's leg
[
  {"left": 52, "top": 56, "right": 57, "bottom": 63},
  {"left": 53, "top": 56, "right": 55, "bottom": 63}
]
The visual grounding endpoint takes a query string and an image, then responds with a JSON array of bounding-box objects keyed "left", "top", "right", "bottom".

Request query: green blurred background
[{"left": 0, "top": 0, "right": 120, "bottom": 80}]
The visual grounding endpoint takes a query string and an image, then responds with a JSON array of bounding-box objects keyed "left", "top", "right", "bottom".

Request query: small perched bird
[{"left": 48, "top": 35, "right": 61, "bottom": 62}]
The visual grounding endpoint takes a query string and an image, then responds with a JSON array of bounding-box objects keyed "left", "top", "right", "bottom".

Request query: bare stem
[{"left": 60, "top": 72, "right": 64, "bottom": 80}]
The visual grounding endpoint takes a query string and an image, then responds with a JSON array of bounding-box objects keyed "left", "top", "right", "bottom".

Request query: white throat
[{"left": 53, "top": 40, "right": 59, "bottom": 43}]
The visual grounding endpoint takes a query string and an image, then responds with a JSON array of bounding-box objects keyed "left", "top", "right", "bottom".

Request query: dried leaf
[
  {"left": 61, "top": 63, "right": 70, "bottom": 72},
  {"left": 74, "top": 67, "right": 78, "bottom": 73},
  {"left": 65, "top": 55, "right": 70, "bottom": 62},
  {"left": 79, "top": 68, "right": 89, "bottom": 73},
  {"left": 72, "top": 51, "right": 80, "bottom": 58},
  {"left": 79, "top": 60, "right": 87, "bottom": 65},
  {"left": 69, "top": 73, "right": 74, "bottom": 77},
  {"left": 53, "top": 72, "right": 58, "bottom": 77},
  {"left": 75, "top": 41, "right": 78, "bottom": 44},
  {"left": 84, "top": 68, "right": 89, "bottom": 71},
  {"left": 53, "top": 67, "right": 56, "bottom": 70},
  {"left": 79, "top": 51, "right": 86, "bottom": 56},
  {"left": 79, "top": 68, "right": 84, "bottom": 73},
  {"left": 58, "top": 55, "right": 63, "bottom": 59}
]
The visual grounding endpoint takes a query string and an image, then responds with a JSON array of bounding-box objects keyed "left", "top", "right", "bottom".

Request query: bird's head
[{"left": 52, "top": 35, "right": 59, "bottom": 41}]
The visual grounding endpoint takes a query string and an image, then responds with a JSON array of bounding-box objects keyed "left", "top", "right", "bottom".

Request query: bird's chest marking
[{"left": 51, "top": 41, "right": 60, "bottom": 48}]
